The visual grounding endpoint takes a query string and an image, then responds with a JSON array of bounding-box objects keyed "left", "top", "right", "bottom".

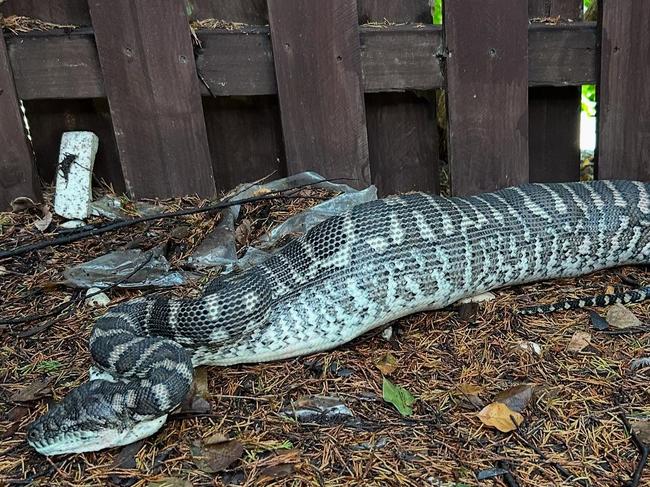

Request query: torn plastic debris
[
  {"left": 187, "top": 172, "right": 377, "bottom": 270},
  {"left": 185, "top": 206, "right": 238, "bottom": 269},
  {"left": 90, "top": 195, "right": 164, "bottom": 219},
  {"left": 280, "top": 395, "right": 355, "bottom": 424},
  {"left": 64, "top": 247, "right": 190, "bottom": 288}
]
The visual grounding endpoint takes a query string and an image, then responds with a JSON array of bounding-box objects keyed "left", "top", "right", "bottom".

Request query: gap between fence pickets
[{"left": 4, "top": 22, "right": 598, "bottom": 101}]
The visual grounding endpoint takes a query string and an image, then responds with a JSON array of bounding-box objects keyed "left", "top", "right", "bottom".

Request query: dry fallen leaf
[
  {"left": 147, "top": 478, "right": 193, "bottom": 487},
  {"left": 605, "top": 285, "right": 616, "bottom": 295},
  {"left": 374, "top": 352, "right": 398, "bottom": 375},
  {"left": 631, "top": 420, "right": 650, "bottom": 444},
  {"left": 606, "top": 304, "right": 641, "bottom": 329},
  {"left": 456, "top": 384, "right": 485, "bottom": 409},
  {"left": 567, "top": 331, "right": 591, "bottom": 353},
  {"left": 33, "top": 207, "right": 53, "bottom": 232},
  {"left": 478, "top": 402, "right": 523, "bottom": 432},
  {"left": 494, "top": 384, "right": 535, "bottom": 413},
  {"left": 10, "top": 196, "right": 38, "bottom": 212},
  {"left": 191, "top": 438, "right": 243, "bottom": 473},
  {"left": 10, "top": 377, "right": 54, "bottom": 402}
]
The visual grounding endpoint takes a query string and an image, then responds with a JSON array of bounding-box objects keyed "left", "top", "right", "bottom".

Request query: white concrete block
[{"left": 54, "top": 131, "right": 99, "bottom": 220}]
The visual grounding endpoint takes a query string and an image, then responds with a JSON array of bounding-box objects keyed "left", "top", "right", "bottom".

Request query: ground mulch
[{"left": 1, "top": 187, "right": 649, "bottom": 487}]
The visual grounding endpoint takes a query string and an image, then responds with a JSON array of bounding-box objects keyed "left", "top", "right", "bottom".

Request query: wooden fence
[{"left": 0, "top": 0, "right": 649, "bottom": 210}]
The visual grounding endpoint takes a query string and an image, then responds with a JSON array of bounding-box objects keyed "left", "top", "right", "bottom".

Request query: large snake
[{"left": 27, "top": 180, "right": 650, "bottom": 455}]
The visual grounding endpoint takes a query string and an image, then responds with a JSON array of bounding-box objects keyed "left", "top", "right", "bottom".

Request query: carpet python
[{"left": 27, "top": 180, "right": 650, "bottom": 455}]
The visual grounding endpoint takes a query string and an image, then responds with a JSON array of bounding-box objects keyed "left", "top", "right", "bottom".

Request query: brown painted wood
[
  {"left": 6, "top": 29, "right": 104, "bottom": 100},
  {"left": 1, "top": 0, "right": 91, "bottom": 25},
  {"left": 366, "top": 93, "right": 438, "bottom": 195},
  {"left": 268, "top": 0, "right": 370, "bottom": 186},
  {"left": 195, "top": 27, "right": 276, "bottom": 96},
  {"left": 529, "top": 87, "right": 581, "bottom": 183},
  {"left": 0, "top": 33, "right": 41, "bottom": 209},
  {"left": 23, "top": 99, "right": 124, "bottom": 192},
  {"left": 5, "top": 23, "right": 598, "bottom": 100},
  {"left": 360, "top": 0, "right": 439, "bottom": 196},
  {"left": 88, "top": 0, "right": 215, "bottom": 198},
  {"left": 187, "top": 0, "right": 268, "bottom": 24},
  {"left": 357, "top": 0, "right": 431, "bottom": 23},
  {"left": 598, "top": 0, "right": 650, "bottom": 181},
  {"left": 528, "top": 23, "right": 597, "bottom": 86},
  {"left": 444, "top": 0, "right": 529, "bottom": 196},
  {"left": 203, "top": 96, "right": 286, "bottom": 192},
  {"left": 360, "top": 25, "right": 443, "bottom": 92},
  {"left": 528, "top": 0, "right": 581, "bottom": 19},
  {"left": 528, "top": 0, "right": 582, "bottom": 184}
]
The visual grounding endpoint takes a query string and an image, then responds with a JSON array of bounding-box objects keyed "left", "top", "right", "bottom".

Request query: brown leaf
[
  {"left": 147, "top": 478, "right": 193, "bottom": 487},
  {"left": 33, "top": 207, "right": 53, "bottom": 232},
  {"left": 204, "top": 432, "right": 230, "bottom": 446},
  {"left": 259, "top": 463, "right": 296, "bottom": 480},
  {"left": 493, "top": 384, "right": 535, "bottom": 413},
  {"left": 10, "top": 377, "right": 54, "bottom": 402},
  {"left": 458, "top": 302, "right": 479, "bottom": 322},
  {"left": 605, "top": 285, "right": 616, "bottom": 295},
  {"left": 567, "top": 331, "right": 591, "bottom": 353},
  {"left": 235, "top": 218, "right": 253, "bottom": 245},
  {"left": 10, "top": 196, "right": 38, "bottom": 212},
  {"left": 455, "top": 384, "right": 485, "bottom": 409},
  {"left": 374, "top": 352, "right": 398, "bottom": 375},
  {"left": 194, "top": 367, "right": 210, "bottom": 398},
  {"left": 606, "top": 304, "right": 641, "bottom": 329},
  {"left": 477, "top": 402, "right": 523, "bottom": 432},
  {"left": 191, "top": 439, "right": 243, "bottom": 473},
  {"left": 631, "top": 420, "right": 650, "bottom": 444},
  {"left": 113, "top": 440, "right": 144, "bottom": 469}
]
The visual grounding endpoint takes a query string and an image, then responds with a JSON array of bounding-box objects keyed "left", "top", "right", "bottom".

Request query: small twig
[
  {"left": 614, "top": 395, "right": 649, "bottom": 487},
  {"left": 1, "top": 253, "right": 154, "bottom": 334},
  {"left": 513, "top": 424, "right": 589, "bottom": 486},
  {"left": 0, "top": 179, "right": 353, "bottom": 260}
]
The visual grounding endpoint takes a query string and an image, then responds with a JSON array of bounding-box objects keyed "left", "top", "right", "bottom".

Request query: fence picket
[
  {"left": 598, "top": 0, "right": 650, "bottom": 181},
  {"left": 528, "top": 0, "right": 582, "bottom": 183},
  {"left": 362, "top": 0, "right": 439, "bottom": 196},
  {"left": 88, "top": 0, "right": 215, "bottom": 198},
  {"left": 268, "top": 0, "right": 371, "bottom": 186},
  {"left": 444, "top": 0, "right": 529, "bottom": 196},
  {"left": 0, "top": 33, "right": 41, "bottom": 208}
]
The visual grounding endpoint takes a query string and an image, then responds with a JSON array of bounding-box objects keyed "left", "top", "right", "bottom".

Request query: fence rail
[{"left": 0, "top": 0, "right": 648, "bottom": 208}]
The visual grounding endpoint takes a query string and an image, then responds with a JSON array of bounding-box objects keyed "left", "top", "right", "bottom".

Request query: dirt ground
[{"left": 1, "top": 188, "right": 649, "bottom": 486}]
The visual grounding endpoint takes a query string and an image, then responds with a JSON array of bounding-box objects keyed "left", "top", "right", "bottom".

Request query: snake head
[{"left": 27, "top": 380, "right": 166, "bottom": 456}]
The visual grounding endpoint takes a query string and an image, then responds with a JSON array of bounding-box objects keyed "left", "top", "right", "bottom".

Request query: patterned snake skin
[{"left": 27, "top": 180, "right": 650, "bottom": 455}]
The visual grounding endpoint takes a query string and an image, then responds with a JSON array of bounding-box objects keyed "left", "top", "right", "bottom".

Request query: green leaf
[{"left": 382, "top": 377, "right": 416, "bottom": 416}]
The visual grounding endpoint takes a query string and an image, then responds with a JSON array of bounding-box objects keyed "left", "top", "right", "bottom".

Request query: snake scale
[{"left": 27, "top": 180, "right": 650, "bottom": 455}]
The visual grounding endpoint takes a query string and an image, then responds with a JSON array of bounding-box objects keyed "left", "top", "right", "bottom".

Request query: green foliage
[
  {"left": 431, "top": 0, "right": 443, "bottom": 24},
  {"left": 582, "top": 84, "right": 597, "bottom": 117},
  {"left": 382, "top": 377, "right": 416, "bottom": 416}
]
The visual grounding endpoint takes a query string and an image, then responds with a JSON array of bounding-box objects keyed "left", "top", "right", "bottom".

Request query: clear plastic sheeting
[
  {"left": 91, "top": 196, "right": 163, "bottom": 219},
  {"left": 188, "top": 172, "right": 377, "bottom": 271},
  {"left": 186, "top": 206, "right": 238, "bottom": 269},
  {"left": 64, "top": 247, "right": 190, "bottom": 289}
]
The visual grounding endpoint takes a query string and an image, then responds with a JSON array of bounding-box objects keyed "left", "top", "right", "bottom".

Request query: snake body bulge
[{"left": 28, "top": 180, "right": 650, "bottom": 454}]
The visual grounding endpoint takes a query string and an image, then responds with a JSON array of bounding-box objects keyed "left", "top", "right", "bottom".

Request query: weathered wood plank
[
  {"left": 361, "top": 0, "right": 439, "bottom": 196},
  {"left": 1, "top": 0, "right": 91, "bottom": 26},
  {"left": 6, "top": 29, "right": 104, "bottom": 100},
  {"left": 187, "top": 0, "right": 268, "bottom": 24},
  {"left": 5, "top": 23, "right": 598, "bottom": 100},
  {"left": 195, "top": 27, "right": 276, "bottom": 96},
  {"left": 528, "top": 0, "right": 582, "bottom": 184},
  {"left": 23, "top": 99, "right": 124, "bottom": 192},
  {"left": 444, "top": 0, "right": 529, "bottom": 196},
  {"left": 357, "top": 0, "right": 431, "bottom": 23},
  {"left": 88, "top": 0, "right": 215, "bottom": 198},
  {"left": 268, "top": 0, "right": 370, "bottom": 185},
  {"left": 598, "top": 0, "right": 650, "bottom": 181},
  {"left": 0, "top": 33, "right": 41, "bottom": 209},
  {"left": 366, "top": 93, "right": 438, "bottom": 195},
  {"left": 360, "top": 25, "right": 443, "bottom": 92},
  {"left": 529, "top": 87, "right": 580, "bottom": 183},
  {"left": 528, "top": 0, "right": 581, "bottom": 20},
  {"left": 528, "top": 23, "right": 597, "bottom": 86},
  {"left": 203, "top": 96, "right": 286, "bottom": 192}
]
